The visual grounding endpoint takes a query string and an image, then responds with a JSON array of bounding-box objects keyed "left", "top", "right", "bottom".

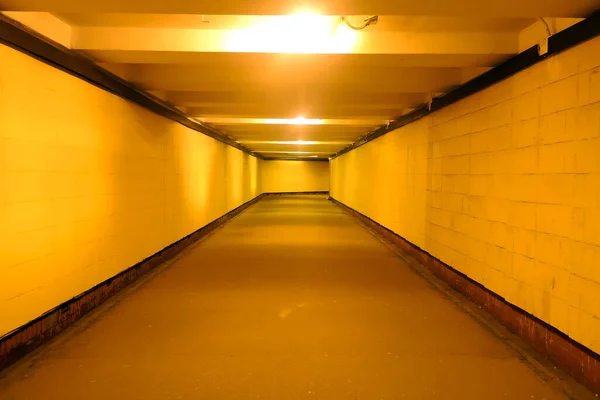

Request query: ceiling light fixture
[
  {"left": 241, "top": 117, "right": 324, "bottom": 125},
  {"left": 238, "top": 140, "right": 353, "bottom": 145}
]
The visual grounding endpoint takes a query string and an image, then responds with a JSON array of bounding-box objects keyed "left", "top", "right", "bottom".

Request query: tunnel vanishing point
[{"left": 1, "top": 2, "right": 600, "bottom": 399}]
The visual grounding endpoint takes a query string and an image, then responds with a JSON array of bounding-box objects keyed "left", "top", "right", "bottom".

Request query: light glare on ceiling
[
  {"left": 267, "top": 117, "right": 325, "bottom": 125},
  {"left": 225, "top": 12, "right": 358, "bottom": 54}
]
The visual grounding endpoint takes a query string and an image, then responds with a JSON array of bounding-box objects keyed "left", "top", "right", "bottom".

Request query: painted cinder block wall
[
  {"left": 331, "top": 36, "right": 600, "bottom": 354},
  {"left": 260, "top": 160, "right": 329, "bottom": 193},
  {"left": 0, "top": 44, "right": 261, "bottom": 337}
]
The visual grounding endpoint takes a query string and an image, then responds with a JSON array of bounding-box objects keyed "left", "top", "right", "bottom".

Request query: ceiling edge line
[
  {"left": 330, "top": 8, "right": 600, "bottom": 160},
  {"left": 0, "top": 13, "right": 262, "bottom": 160}
]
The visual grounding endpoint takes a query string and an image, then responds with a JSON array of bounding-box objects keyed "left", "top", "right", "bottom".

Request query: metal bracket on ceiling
[
  {"left": 537, "top": 17, "right": 552, "bottom": 56},
  {"left": 426, "top": 94, "right": 434, "bottom": 111}
]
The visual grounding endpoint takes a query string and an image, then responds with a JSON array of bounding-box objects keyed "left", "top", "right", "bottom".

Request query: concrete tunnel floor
[{"left": 0, "top": 195, "right": 593, "bottom": 399}]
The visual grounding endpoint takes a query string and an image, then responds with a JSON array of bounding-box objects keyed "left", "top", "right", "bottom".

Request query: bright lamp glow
[
  {"left": 238, "top": 140, "right": 352, "bottom": 145},
  {"left": 197, "top": 117, "right": 388, "bottom": 126},
  {"left": 225, "top": 13, "right": 357, "bottom": 54},
  {"left": 266, "top": 117, "right": 324, "bottom": 125},
  {"left": 199, "top": 117, "right": 325, "bottom": 125}
]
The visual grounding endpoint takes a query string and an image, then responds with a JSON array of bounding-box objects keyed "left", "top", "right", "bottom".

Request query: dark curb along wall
[
  {"left": 327, "top": 10, "right": 600, "bottom": 395},
  {"left": 0, "top": 13, "right": 268, "bottom": 372},
  {"left": 0, "top": 14, "right": 330, "bottom": 371},
  {"left": 329, "top": 197, "right": 600, "bottom": 394},
  {"left": 0, "top": 194, "right": 261, "bottom": 372},
  {"left": 2, "top": 5, "right": 600, "bottom": 394},
  {"left": 0, "top": 192, "right": 329, "bottom": 372}
]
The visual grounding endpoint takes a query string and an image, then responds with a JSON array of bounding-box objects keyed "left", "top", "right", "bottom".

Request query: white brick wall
[
  {"left": 0, "top": 45, "right": 261, "bottom": 336},
  {"left": 331, "top": 36, "right": 600, "bottom": 353}
]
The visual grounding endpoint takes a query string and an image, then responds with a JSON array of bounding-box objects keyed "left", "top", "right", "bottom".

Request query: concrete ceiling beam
[
  {"left": 185, "top": 105, "right": 420, "bottom": 119},
  {"left": 1, "top": 11, "right": 71, "bottom": 47},
  {"left": 125, "top": 65, "right": 464, "bottom": 93},
  {"left": 70, "top": 27, "right": 518, "bottom": 55},
  {"left": 163, "top": 91, "right": 426, "bottom": 107},
  {"left": 1, "top": 0, "right": 597, "bottom": 17},
  {"left": 79, "top": 51, "right": 513, "bottom": 67}
]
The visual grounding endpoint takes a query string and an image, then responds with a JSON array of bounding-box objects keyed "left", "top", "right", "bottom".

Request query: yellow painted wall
[
  {"left": 260, "top": 160, "right": 329, "bottom": 193},
  {"left": 0, "top": 44, "right": 260, "bottom": 337},
  {"left": 332, "top": 36, "right": 600, "bottom": 353}
]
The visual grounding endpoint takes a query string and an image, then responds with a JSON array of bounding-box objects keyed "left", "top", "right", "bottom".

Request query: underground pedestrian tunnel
[{"left": 1, "top": 1, "right": 600, "bottom": 399}]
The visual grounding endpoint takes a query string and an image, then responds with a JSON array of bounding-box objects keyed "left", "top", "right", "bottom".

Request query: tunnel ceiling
[{"left": 1, "top": 1, "right": 596, "bottom": 160}]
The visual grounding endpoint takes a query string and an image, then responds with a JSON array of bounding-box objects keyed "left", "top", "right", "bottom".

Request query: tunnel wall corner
[
  {"left": 0, "top": 43, "right": 262, "bottom": 342},
  {"left": 259, "top": 159, "right": 329, "bottom": 194},
  {"left": 330, "top": 35, "right": 600, "bottom": 362}
]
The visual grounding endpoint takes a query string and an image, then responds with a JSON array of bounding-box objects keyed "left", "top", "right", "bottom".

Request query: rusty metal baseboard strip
[
  {"left": 0, "top": 193, "right": 270, "bottom": 372},
  {"left": 329, "top": 196, "right": 600, "bottom": 394}
]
